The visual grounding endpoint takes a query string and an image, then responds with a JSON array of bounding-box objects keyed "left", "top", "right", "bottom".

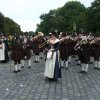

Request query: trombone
[
  {"left": 74, "top": 34, "right": 91, "bottom": 50},
  {"left": 39, "top": 41, "right": 47, "bottom": 48},
  {"left": 74, "top": 39, "right": 83, "bottom": 50},
  {"left": 39, "top": 38, "right": 51, "bottom": 48}
]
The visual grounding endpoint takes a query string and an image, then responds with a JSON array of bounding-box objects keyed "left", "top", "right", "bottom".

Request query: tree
[
  {"left": 36, "top": 1, "right": 86, "bottom": 34},
  {"left": 0, "top": 12, "right": 21, "bottom": 34},
  {"left": 0, "top": 12, "right": 5, "bottom": 33},
  {"left": 86, "top": 0, "right": 100, "bottom": 34},
  {"left": 4, "top": 17, "right": 21, "bottom": 34}
]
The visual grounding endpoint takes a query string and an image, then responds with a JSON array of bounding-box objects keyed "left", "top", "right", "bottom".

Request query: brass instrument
[
  {"left": 89, "top": 37, "right": 98, "bottom": 44},
  {"left": 39, "top": 41, "right": 47, "bottom": 48},
  {"left": 74, "top": 39, "right": 83, "bottom": 50},
  {"left": 39, "top": 39, "right": 51, "bottom": 48},
  {"left": 74, "top": 34, "right": 91, "bottom": 50},
  {"left": 33, "top": 32, "right": 44, "bottom": 41},
  {"left": 90, "top": 40, "right": 94, "bottom": 44},
  {"left": 74, "top": 39, "right": 89, "bottom": 50},
  {"left": 74, "top": 38, "right": 88, "bottom": 50}
]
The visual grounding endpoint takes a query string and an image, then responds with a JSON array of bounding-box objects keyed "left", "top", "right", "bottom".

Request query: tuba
[{"left": 33, "top": 32, "right": 44, "bottom": 41}]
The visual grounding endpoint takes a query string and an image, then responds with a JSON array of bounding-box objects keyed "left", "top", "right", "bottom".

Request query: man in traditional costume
[
  {"left": 21, "top": 34, "right": 32, "bottom": 68},
  {"left": 79, "top": 34, "right": 90, "bottom": 74},
  {"left": 11, "top": 36, "right": 22, "bottom": 73},
  {"left": 92, "top": 35, "right": 100, "bottom": 69},
  {"left": 60, "top": 32, "right": 69, "bottom": 70}
]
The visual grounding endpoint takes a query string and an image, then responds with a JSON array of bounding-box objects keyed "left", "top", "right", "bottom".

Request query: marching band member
[
  {"left": 44, "top": 31, "right": 61, "bottom": 81},
  {"left": 79, "top": 34, "right": 90, "bottom": 74},
  {"left": 60, "top": 32, "right": 69, "bottom": 70},
  {"left": 21, "top": 34, "right": 32, "bottom": 68},
  {"left": 74, "top": 33, "right": 83, "bottom": 65},
  {"left": 67, "top": 35, "right": 74, "bottom": 64},
  {"left": 39, "top": 36, "right": 45, "bottom": 59},
  {"left": 11, "top": 36, "right": 22, "bottom": 73},
  {"left": 91, "top": 35, "right": 100, "bottom": 69},
  {"left": 38, "top": 32, "right": 45, "bottom": 59},
  {"left": 33, "top": 32, "right": 41, "bottom": 62}
]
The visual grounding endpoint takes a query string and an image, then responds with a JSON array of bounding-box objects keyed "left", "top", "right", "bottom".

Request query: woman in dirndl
[{"left": 44, "top": 31, "right": 61, "bottom": 81}]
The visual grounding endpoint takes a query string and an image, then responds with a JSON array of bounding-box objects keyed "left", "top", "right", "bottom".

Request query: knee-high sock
[
  {"left": 78, "top": 60, "right": 81, "bottom": 64},
  {"left": 11, "top": 60, "right": 14, "bottom": 66},
  {"left": 65, "top": 61, "right": 68, "bottom": 68},
  {"left": 94, "top": 61, "right": 97, "bottom": 68},
  {"left": 21, "top": 60, "right": 24, "bottom": 66},
  {"left": 37, "top": 56, "right": 40, "bottom": 61},
  {"left": 68, "top": 56, "right": 71, "bottom": 63},
  {"left": 40, "top": 52, "right": 43, "bottom": 58},
  {"left": 18, "top": 64, "right": 21, "bottom": 70},
  {"left": 76, "top": 55, "right": 78, "bottom": 60},
  {"left": 61, "top": 60, "right": 64, "bottom": 67},
  {"left": 98, "top": 61, "right": 100, "bottom": 68},
  {"left": 28, "top": 59, "right": 31, "bottom": 66},
  {"left": 90, "top": 57, "right": 94, "bottom": 62},
  {"left": 82, "top": 63, "right": 85, "bottom": 71},
  {"left": 15, "top": 64, "right": 18, "bottom": 71},
  {"left": 85, "top": 64, "right": 88, "bottom": 72},
  {"left": 35, "top": 55, "right": 37, "bottom": 61}
]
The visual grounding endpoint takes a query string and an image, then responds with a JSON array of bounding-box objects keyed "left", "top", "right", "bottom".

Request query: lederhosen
[
  {"left": 22, "top": 38, "right": 32, "bottom": 60},
  {"left": 11, "top": 40, "right": 22, "bottom": 64},
  {"left": 93, "top": 40, "right": 100, "bottom": 61},
  {"left": 33, "top": 38, "right": 40, "bottom": 55},
  {"left": 80, "top": 42, "right": 90, "bottom": 64},
  {"left": 60, "top": 39, "right": 69, "bottom": 61}
]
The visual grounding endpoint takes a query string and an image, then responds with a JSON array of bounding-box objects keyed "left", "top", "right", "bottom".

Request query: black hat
[
  {"left": 51, "top": 31, "right": 57, "bottom": 37},
  {"left": 61, "top": 32, "right": 66, "bottom": 37}
]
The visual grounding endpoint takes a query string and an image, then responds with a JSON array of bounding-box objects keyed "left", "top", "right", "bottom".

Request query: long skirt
[{"left": 44, "top": 51, "right": 61, "bottom": 79}]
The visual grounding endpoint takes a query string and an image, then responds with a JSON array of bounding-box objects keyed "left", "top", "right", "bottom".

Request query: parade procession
[
  {"left": 1, "top": 0, "right": 100, "bottom": 99},
  {"left": 0, "top": 31, "right": 100, "bottom": 82}
]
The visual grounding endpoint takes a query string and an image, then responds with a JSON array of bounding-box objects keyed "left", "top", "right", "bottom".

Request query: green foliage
[
  {"left": 86, "top": 0, "right": 100, "bottom": 34},
  {"left": 0, "top": 12, "right": 5, "bottom": 33},
  {"left": 36, "top": 0, "right": 100, "bottom": 35},
  {"left": 36, "top": 1, "right": 86, "bottom": 34},
  {"left": 0, "top": 12, "right": 21, "bottom": 34},
  {"left": 5, "top": 17, "right": 21, "bottom": 34}
]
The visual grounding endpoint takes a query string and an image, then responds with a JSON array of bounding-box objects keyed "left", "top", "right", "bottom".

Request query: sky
[{"left": 0, "top": 0, "right": 94, "bottom": 32}]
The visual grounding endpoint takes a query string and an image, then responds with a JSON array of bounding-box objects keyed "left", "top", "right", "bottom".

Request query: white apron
[
  {"left": 0, "top": 43, "right": 5, "bottom": 61},
  {"left": 44, "top": 39, "right": 60, "bottom": 78}
]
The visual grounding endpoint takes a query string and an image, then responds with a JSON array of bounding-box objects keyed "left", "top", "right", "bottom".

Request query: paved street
[{"left": 0, "top": 56, "right": 100, "bottom": 100}]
